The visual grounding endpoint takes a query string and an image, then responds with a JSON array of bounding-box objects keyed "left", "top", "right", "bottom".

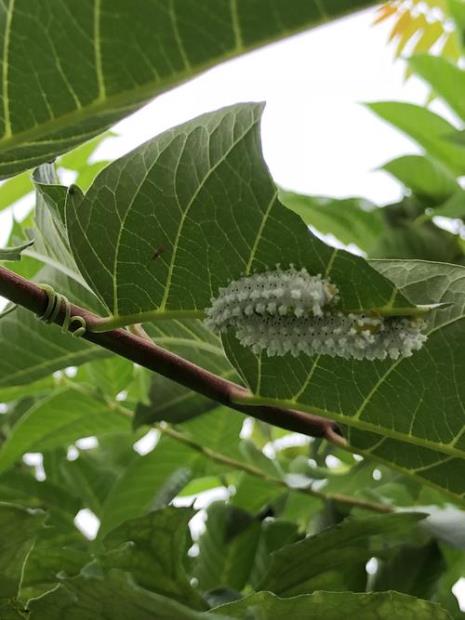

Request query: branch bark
[{"left": 0, "top": 265, "right": 342, "bottom": 441}]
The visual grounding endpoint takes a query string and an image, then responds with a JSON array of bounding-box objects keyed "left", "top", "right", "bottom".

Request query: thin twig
[
  {"left": 157, "top": 423, "right": 393, "bottom": 514},
  {"left": 0, "top": 266, "right": 341, "bottom": 441}
]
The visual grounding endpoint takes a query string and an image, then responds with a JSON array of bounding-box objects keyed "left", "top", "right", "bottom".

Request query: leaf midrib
[
  {"left": 157, "top": 116, "right": 261, "bottom": 312},
  {"left": 0, "top": 14, "right": 338, "bottom": 163}
]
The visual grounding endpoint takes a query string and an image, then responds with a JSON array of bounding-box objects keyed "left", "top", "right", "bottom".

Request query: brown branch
[{"left": 0, "top": 265, "right": 342, "bottom": 441}]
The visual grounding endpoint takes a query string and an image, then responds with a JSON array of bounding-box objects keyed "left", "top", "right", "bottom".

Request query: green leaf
[
  {"left": 215, "top": 590, "right": 453, "bottom": 619},
  {"left": 83, "top": 357, "right": 135, "bottom": 399},
  {"left": 430, "top": 189, "right": 465, "bottom": 219},
  {"left": 27, "top": 569, "right": 225, "bottom": 620},
  {"left": 0, "top": 601, "right": 25, "bottom": 619},
  {"left": 409, "top": 54, "right": 465, "bottom": 122},
  {"left": 4, "top": 216, "right": 42, "bottom": 280},
  {"left": 0, "top": 266, "right": 106, "bottom": 389},
  {"left": 0, "top": 389, "right": 128, "bottom": 474},
  {"left": 32, "top": 164, "right": 84, "bottom": 276},
  {"left": 194, "top": 502, "right": 261, "bottom": 592},
  {"left": 0, "top": 239, "right": 33, "bottom": 261},
  {"left": 0, "top": 378, "right": 54, "bottom": 404},
  {"left": 258, "top": 512, "right": 424, "bottom": 596},
  {"left": 21, "top": 525, "right": 89, "bottom": 601},
  {"left": 0, "top": 469, "right": 79, "bottom": 517},
  {"left": 0, "top": 502, "right": 45, "bottom": 598},
  {"left": 367, "top": 102, "right": 465, "bottom": 175},
  {"left": 372, "top": 540, "right": 446, "bottom": 600},
  {"left": 450, "top": 0, "right": 465, "bottom": 47},
  {"left": 0, "top": 172, "right": 32, "bottom": 213},
  {"left": 278, "top": 190, "right": 384, "bottom": 253},
  {"left": 99, "top": 407, "right": 244, "bottom": 536},
  {"left": 381, "top": 155, "right": 459, "bottom": 202},
  {"left": 249, "top": 519, "right": 300, "bottom": 588},
  {"left": 57, "top": 451, "right": 121, "bottom": 517},
  {"left": 98, "top": 437, "right": 196, "bottom": 538},
  {"left": 101, "top": 507, "right": 206, "bottom": 609},
  {"left": 0, "top": 0, "right": 377, "bottom": 179},
  {"left": 223, "top": 258, "right": 465, "bottom": 502},
  {"left": 48, "top": 433, "right": 138, "bottom": 519},
  {"left": 369, "top": 220, "right": 464, "bottom": 264},
  {"left": 66, "top": 103, "right": 414, "bottom": 329},
  {"left": 230, "top": 473, "right": 283, "bottom": 514}
]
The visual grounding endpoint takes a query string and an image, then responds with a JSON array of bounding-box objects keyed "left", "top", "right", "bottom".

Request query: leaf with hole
[{"left": 66, "top": 103, "right": 416, "bottom": 332}]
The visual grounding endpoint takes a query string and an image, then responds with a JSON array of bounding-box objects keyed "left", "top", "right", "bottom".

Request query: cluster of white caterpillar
[{"left": 205, "top": 268, "right": 427, "bottom": 360}]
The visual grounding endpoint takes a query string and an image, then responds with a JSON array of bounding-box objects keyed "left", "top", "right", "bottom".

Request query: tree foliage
[{"left": 0, "top": 1, "right": 465, "bottom": 618}]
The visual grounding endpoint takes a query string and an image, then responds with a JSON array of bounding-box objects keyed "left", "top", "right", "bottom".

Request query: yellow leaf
[
  {"left": 441, "top": 31, "right": 462, "bottom": 62},
  {"left": 411, "top": 20, "right": 444, "bottom": 54},
  {"left": 388, "top": 10, "right": 415, "bottom": 42},
  {"left": 395, "top": 13, "right": 427, "bottom": 57},
  {"left": 373, "top": 3, "right": 399, "bottom": 25}
]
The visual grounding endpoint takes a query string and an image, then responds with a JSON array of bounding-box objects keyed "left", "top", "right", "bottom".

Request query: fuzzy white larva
[
  {"left": 205, "top": 268, "right": 338, "bottom": 333},
  {"left": 205, "top": 268, "right": 428, "bottom": 361}
]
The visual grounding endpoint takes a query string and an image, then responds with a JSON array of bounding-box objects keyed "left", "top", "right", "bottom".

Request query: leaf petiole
[{"left": 90, "top": 309, "right": 205, "bottom": 332}]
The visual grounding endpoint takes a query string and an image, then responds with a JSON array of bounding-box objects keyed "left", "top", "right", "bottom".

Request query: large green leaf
[
  {"left": 101, "top": 507, "right": 205, "bottom": 609},
  {"left": 21, "top": 525, "right": 90, "bottom": 601},
  {"left": 215, "top": 590, "right": 453, "bottom": 619},
  {"left": 248, "top": 519, "right": 300, "bottom": 588},
  {"left": 98, "top": 436, "right": 197, "bottom": 538},
  {"left": 99, "top": 407, "right": 244, "bottom": 536},
  {"left": 0, "top": 502, "right": 45, "bottom": 598},
  {"left": 372, "top": 540, "right": 445, "bottom": 600},
  {"left": 0, "top": 0, "right": 377, "bottom": 179},
  {"left": 278, "top": 190, "right": 383, "bottom": 253},
  {"left": 0, "top": 468, "right": 80, "bottom": 517},
  {"left": 0, "top": 169, "right": 110, "bottom": 389},
  {"left": 32, "top": 164, "right": 80, "bottom": 274},
  {"left": 409, "top": 54, "right": 465, "bottom": 122},
  {"left": 258, "top": 512, "right": 424, "bottom": 596},
  {"left": 27, "top": 569, "right": 226, "bottom": 620},
  {"left": 430, "top": 189, "right": 465, "bottom": 220},
  {"left": 367, "top": 102, "right": 465, "bottom": 175},
  {"left": 381, "top": 155, "right": 459, "bottom": 203},
  {"left": 194, "top": 502, "right": 261, "bottom": 592},
  {"left": 0, "top": 601, "right": 24, "bottom": 619},
  {"left": 0, "top": 389, "right": 128, "bottom": 474},
  {"left": 223, "top": 259, "right": 465, "bottom": 501},
  {"left": 0, "top": 379, "right": 53, "bottom": 404},
  {"left": 66, "top": 103, "right": 414, "bottom": 328}
]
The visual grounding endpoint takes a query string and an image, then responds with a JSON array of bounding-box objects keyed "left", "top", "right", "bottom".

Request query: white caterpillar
[
  {"left": 205, "top": 268, "right": 427, "bottom": 360},
  {"left": 205, "top": 268, "right": 338, "bottom": 332}
]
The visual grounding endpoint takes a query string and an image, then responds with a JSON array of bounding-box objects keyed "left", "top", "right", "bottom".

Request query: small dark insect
[{"left": 151, "top": 245, "right": 165, "bottom": 260}]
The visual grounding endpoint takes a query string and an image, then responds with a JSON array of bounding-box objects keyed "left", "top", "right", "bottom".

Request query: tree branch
[
  {"left": 0, "top": 266, "right": 342, "bottom": 441},
  {"left": 156, "top": 423, "right": 392, "bottom": 514}
]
